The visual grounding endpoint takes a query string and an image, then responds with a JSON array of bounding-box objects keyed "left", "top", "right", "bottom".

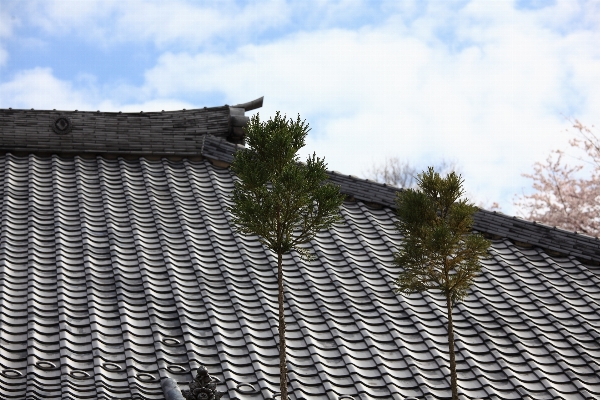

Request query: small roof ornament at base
[{"left": 181, "top": 365, "right": 224, "bottom": 400}]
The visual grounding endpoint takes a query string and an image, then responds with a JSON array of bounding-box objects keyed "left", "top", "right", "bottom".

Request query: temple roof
[{"left": 0, "top": 100, "right": 599, "bottom": 400}]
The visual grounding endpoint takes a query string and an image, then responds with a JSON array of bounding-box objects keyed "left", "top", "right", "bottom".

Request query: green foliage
[
  {"left": 394, "top": 167, "right": 491, "bottom": 303},
  {"left": 229, "top": 111, "right": 344, "bottom": 399},
  {"left": 230, "top": 112, "right": 345, "bottom": 257}
]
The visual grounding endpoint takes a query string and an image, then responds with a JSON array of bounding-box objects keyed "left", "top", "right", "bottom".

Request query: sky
[{"left": 0, "top": 0, "right": 599, "bottom": 216}]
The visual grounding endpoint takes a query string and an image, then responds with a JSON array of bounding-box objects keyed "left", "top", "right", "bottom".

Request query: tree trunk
[
  {"left": 446, "top": 296, "right": 459, "bottom": 400},
  {"left": 277, "top": 252, "right": 288, "bottom": 400}
]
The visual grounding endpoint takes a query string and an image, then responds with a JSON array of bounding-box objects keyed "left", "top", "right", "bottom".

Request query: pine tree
[
  {"left": 229, "top": 112, "right": 344, "bottom": 399},
  {"left": 393, "top": 167, "right": 491, "bottom": 400}
]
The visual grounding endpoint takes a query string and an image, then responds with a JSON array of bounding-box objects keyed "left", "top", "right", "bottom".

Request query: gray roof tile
[{"left": 1, "top": 154, "right": 597, "bottom": 399}]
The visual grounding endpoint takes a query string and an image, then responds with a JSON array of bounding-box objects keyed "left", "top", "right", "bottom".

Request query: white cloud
[
  {"left": 0, "top": 68, "right": 94, "bottom": 110},
  {"left": 0, "top": 10, "right": 19, "bottom": 66},
  {"left": 0, "top": 68, "right": 193, "bottom": 112},
  {"left": 100, "top": 99, "right": 194, "bottom": 113},
  {"left": 23, "top": 0, "right": 291, "bottom": 49},
  {"left": 24, "top": 0, "right": 119, "bottom": 35},
  {"left": 2, "top": 0, "right": 599, "bottom": 216},
  {"left": 139, "top": 1, "right": 600, "bottom": 214}
]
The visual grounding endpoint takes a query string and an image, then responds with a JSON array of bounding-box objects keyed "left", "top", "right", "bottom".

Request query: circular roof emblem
[{"left": 52, "top": 115, "right": 73, "bottom": 134}]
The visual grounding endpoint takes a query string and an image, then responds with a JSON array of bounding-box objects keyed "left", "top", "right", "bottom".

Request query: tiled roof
[
  {"left": 328, "top": 173, "right": 600, "bottom": 265},
  {"left": 0, "top": 103, "right": 599, "bottom": 400},
  {"left": 204, "top": 135, "right": 600, "bottom": 265}
]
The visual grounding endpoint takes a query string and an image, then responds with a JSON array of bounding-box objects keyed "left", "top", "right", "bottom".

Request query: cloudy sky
[{"left": 1, "top": 0, "right": 598, "bottom": 215}]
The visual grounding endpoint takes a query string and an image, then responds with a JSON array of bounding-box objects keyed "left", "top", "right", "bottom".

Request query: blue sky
[{"left": 1, "top": 0, "right": 599, "bottom": 215}]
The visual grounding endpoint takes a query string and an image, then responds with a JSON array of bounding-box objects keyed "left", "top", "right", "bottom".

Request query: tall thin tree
[
  {"left": 229, "top": 112, "right": 344, "bottom": 399},
  {"left": 393, "top": 167, "right": 490, "bottom": 400}
]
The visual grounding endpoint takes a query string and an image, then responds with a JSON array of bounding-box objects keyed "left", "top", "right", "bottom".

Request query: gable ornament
[{"left": 52, "top": 115, "right": 74, "bottom": 134}]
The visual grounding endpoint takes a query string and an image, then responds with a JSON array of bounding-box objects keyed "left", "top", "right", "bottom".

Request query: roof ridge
[
  {"left": 200, "top": 137, "right": 600, "bottom": 263},
  {"left": 0, "top": 95, "right": 264, "bottom": 115},
  {"left": 0, "top": 105, "right": 235, "bottom": 156},
  {"left": 0, "top": 105, "right": 229, "bottom": 114},
  {"left": 473, "top": 208, "right": 600, "bottom": 263}
]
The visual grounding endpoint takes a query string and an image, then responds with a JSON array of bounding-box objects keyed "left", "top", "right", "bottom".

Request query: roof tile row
[
  {"left": 201, "top": 135, "right": 600, "bottom": 264},
  {"left": 1, "top": 153, "right": 599, "bottom": 399}
]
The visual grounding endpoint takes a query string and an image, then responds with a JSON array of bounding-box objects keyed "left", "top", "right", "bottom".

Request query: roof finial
[
  {"left": 232, "top": 96, "right": 264, "bottom": 111},
  {"left": 181, "top": 365, "right": 224, "bottom": 400}
]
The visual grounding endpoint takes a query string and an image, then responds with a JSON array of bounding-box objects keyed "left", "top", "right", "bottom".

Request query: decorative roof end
[
  {"left": 228, "top": 97, "right": 264, "bottom": 145},
  {"left": 232, "top": 96, "right": 264, "bottom": 112}
]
